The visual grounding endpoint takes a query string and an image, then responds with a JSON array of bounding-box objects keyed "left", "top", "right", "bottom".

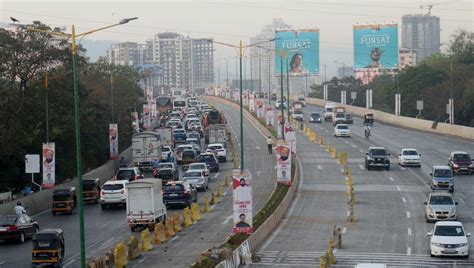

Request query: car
[
  {"left": 196, "top": 153, "right": 219, "bottom": 172},
  {"left": 430, "top": 165, "right": 454, "bottom": 192},
  {"left": 308, "top": 112, "right": 321, "bottom": 123},
  {"left": 188, "top": 163, "right": 211, "bottom": 181},
  {"left": 428, "top": 221, "right": 470, "bottom": 257},
  {"left": 156, "top": 168, "right": 179, "bottom": 184},
  {"left": 398, "top": 148, "right": 421, "bottom": 167},
  {"left": 334, "top": 124, "right": 351, "bottom": 137},
  {"left": 365, "top": 147, "right": 390, "bottom": 171},
  {"left": 182, "top": 170, "right": 209, "bottom": 191},
  {"left": 425, "top": 192, "right": 458, "bottom": 222},
  {"left": 114, "top": 167, "right": 143, "bottom": 182},
  {"left": 448, "top": 151, "right": 473, "bottom": 175},
  {"left": 176, "top": 144, "right": 195, "bottom": 164},
  {"left": 186, "top": 138, "right": 201, "bottom": 152},
  {"left": 161, "top": 145, "right": 175, "bottom": 161},
  {"left": 292, "top": 110, "right": 304, "bottom": 121},
  {"left": 168, "top": 120, "right": 181, "bottom": 129},
  {"left": 206, "top": 143, "right": 227, "bottom": 162},
  {"left": 163, "top": 181, "right": 198, "bottom": 208},
  {"left": 100, "top": 180, "right": 128, "bottom": 209},
  {"left": 344, "top": 113, "right": 353, "bottom": 124},
  {"left": 169, "top": 112, "right": 181, "bottom": 120},
  {"left": 275, "top": 100, "right": 287, "bottom": 109},
  {"left": 173, "top": 130, "right": 187, "bottom": 145},
  {"left": 0, "top": 214, "right": 39, "bottom": 243},
  {"left": 153, "top": 162, "right": 178, "bottom": 178},
  {"left": 187, "top": 131, "right": 201, "bottom": 141}
]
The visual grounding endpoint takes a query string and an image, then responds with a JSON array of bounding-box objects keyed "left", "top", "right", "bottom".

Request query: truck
[
  {"left": 323, "top": 102, "right": 335, "bottom": 121},
  {"left": 291, "top": 101, "right": 304, "bottom": 121},
  {"left": 154, "top": 127, "right": 173, "bottom": 146},
  {"left": 132, "top": 131, "right": 161, "bottom": 171},
  {"left": 203, "top": 110, "right": 226, "bottom": 144},
  {"left": 332, "top": 107, "right": 346, "bottom": 126},
  {"left": 125, "top": 178, "right": 167, "bottom": 231},
  {"left": 207, "top": 124, "right": 227, "bottom": 147}
]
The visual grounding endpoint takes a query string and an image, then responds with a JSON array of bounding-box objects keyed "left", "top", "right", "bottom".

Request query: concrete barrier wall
[
  {"left": 0, "top": 147, "right": 132, "bottom": 216},
  {"left": 295, "top": 96, "right": 474, "bottom": 141}
]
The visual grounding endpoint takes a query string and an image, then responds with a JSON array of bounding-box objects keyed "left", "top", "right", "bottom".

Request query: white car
[
  {"left": 334, "top": 124, "right": 351, "bottom": 137},
  {"left": 206, "top": 143, "right": 227, "bottom": 162},
  {"left": 188, "top": 163, "right": 210, "bottom": 181},
  {"left": 428, "top": 221, "right": 470, "bottom": 257},
  {"left": 425, "top": 192, "right": 458, "bottom": 222},
  {"left": 398, "top": 148, "right": 421, "bottom": 167},
  {"left": 100, "top": 180, "right": 128, "bottom": 210},
  {"left": 183, "top": 170, "right": 208, "bottom": 191},
  {"left": 161, "top": 145, "right": 175, "bottom": 160}
]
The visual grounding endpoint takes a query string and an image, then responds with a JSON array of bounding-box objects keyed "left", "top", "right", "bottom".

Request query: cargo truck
[
  {"left": 332, "top": 107, "right": 346, "bottom": 126},
  {"left": 132, "top": 131, "right": 161, "bottom": 171},
  {"left": 126, "top": 178, "right": 166, "bottom": 231},
  {"left": 207, "top": 124, "right": 227, "bottom": 147}
]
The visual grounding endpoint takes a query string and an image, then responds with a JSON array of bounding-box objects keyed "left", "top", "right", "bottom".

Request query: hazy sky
[{"left": 1, "top": 0, "right": 472, "bottom": 77}]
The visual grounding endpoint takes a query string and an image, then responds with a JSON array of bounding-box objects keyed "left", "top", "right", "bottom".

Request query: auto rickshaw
[
  {"left": 181, "top": 149, "right": 197, "bottom": 172},
  {"left": 52, "top": 187, "right": 77, "bottom": 215},
  {"left": 31, "top": 228, "right": 65, "bottom": 267},
  {"left": 364, "top": 113, "right": 374, "bottom": 126},
  {"left": 82, "top": 178, "right": 100, "bottom": 204}
]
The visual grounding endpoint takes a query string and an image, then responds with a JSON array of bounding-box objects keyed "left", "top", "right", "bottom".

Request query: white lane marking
[
  {"left": 459, "top": 198, "right": 465, "bottom": 204},
  {"left": 32, "top": 209, "right": 52, "bottom": 217},
  {"left": 222, "top": 215, "right": 233, "bottom": 225},
  {"left": 359, "top": 165, "right": 364, "bottom": 170},
  {"left": 407, "top": 211, "right": 411, "bottom": 218},
  {"left": 132, "top": 256, "right": 148, "bottom": 268},
  {"left": 408, "top": 228, "right": 412, "bottom": 236},
  {"left": 359, "top": 149, "right": 364, "bottom": 153},
  {"left": 402, "top": 197, "right": 406, "bottom": 203},
  {"left": 351, "top": 144, "right": 357, "bottom": 148},
  {"left": 223, "top": 191, "right": 227, "bottom": 196},
  {"left": 64, "top": 259, "right": 76, "bottom": 267},
  {"left": 396, "top": 186, "right": 400, "bottom": 192},
  {"left": 340, "top": 168, "right": 344, "bottom": 173},
  {"left": 346, "top": 211, "right": 350, "bottom": 217},
  {"left": 401, "top": 166, "right": 406, "bottom": 170},
  {"left": 169, "top": 235, "right": 180, "bottom": 243},
  {"left": 407, "top": 247, "right": 412, "bottom": 256},
  {"left": 256, "top": 146, "right": 261, "bottom": 150},
  {"left": 214, "top": 173, "right": 220, "bottom": 179},
  {"left": 342, "top": 227, "right": 347, "bottom": 234},
  {"left": 344, "top": 140, "right": 349, "bottom": 144},
  {"left": 317, "top": 165, "right": 322, "bottom": 170},
  {"left": 210, "top": 204, "right": 216, "bottom": 210},
  {"left": 390, "top": 177, "right": 395, "bottom": 182},
  {"left": 333, "top": 248, "right": 338, "bottom": 254}
]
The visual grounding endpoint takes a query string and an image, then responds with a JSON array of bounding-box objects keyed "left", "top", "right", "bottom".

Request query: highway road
[
  {"left": 252, "top": 102, "right": 474, "bottom": 267},
  {"left": 0, "top": 99, "right": 276, "bottom": 268}
]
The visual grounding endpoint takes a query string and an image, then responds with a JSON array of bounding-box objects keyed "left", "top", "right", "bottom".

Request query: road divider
[
  {"left": 183, "top": 207, "right": 193, "bottom": 227},
  {"left": 203, "top": 196, "right": 211, "bottom": 213},
  {"left": 128, "top": 236, "right": 141, "bottom": 260},
  {"left": 140, "top": 229, "right": 153, "bottom": 252},
  {"left": 114, "top": 241, "right": 128, "bottom": 268},
  {"left": 191, "top": 202, "right": 201, "bottom": 223},
  {"left": 153, "top": 222, "right": 166, "bottom": 244}
]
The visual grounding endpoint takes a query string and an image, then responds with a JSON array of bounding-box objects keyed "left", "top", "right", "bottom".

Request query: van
[
  {"left": 324, "top": 102, "right": 335, "bottom": 121},
  {"left": 430, "top": 165, "right": 454, "bottom": 192}
]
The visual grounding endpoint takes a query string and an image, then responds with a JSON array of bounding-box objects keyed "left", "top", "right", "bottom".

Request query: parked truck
[
  {"left": 132, "top": 131, "right": 161, "bottom": 171},
  {"left": 207, "top": 124, "right": 227, "bottom": 147},
  {"left": 125, "top": 178, "right": 167, "bottom": 231}
]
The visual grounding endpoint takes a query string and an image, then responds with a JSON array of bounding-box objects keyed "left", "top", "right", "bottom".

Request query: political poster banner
[
  {"left": 275, "top": 29, "right": 320, "bottom": 75},
  {"left": 131, "top": 112, "right": 140, "bottom": 133},
  {"left": 276, "top": 142, "right": 292, "bottom": 186},
  {"left": 265, "top": 108, "right": 274, "bottom": 127},
  {"left": 256, "top": 99, "right": 265, "bottom": 118},
  {"left": 232, "top": 169, "right": 253, "bottom": 234},
  {"left": 109, "top": 124, "right": 119, "bottom": 159},
  {"left": 277, "top": 113, "right": 283, "bottom": 139},
  {"left": 42, "top": 143, "right": 55, "bottom": 189},
  {"left": 353, "top": 24, "right": 398, "bottom": 84},
  {"left": 249, "top": 95, "right": 255, "bottom": 112},
  {"left": 148, "top": 98, "right": 157, "bottom": 119},
  {"left": 284, "top": 122, "right": 297, "bottom": 155},
  {"left": 143, "top": 104, "right": 151, "bottom": 129}
]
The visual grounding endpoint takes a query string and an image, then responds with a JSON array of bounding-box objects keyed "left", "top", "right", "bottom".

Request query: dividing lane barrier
[
  {"left": 140, "top": 229, "right": 153, "bottom": 252},
  {"left": 153, "top": 222, "right": 166, "bottom": 244},
  {"left": 114, "top": 241, "right": 128, "bottom": 268},
  {"left": 128, "top": 235, "right": 141, "bottom": 260}
]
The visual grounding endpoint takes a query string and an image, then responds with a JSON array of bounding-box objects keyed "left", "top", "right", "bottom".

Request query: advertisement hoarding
[
  {"left": 275, "top": 29, "right": 320, "bottom": 75},
  {"left": 109, "top": 124, "right": 119, "bottom": 160},
  {"left": 232, "top": 169, "right": 253, "bottom": 234},
  {"left": 42, "top": 143, "right": 55, "bottom": 189},
  {"left": 276, "top": 142, "right": 292, "bottom": 186}
]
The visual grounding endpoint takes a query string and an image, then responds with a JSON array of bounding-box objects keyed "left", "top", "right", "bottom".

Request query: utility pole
[
  {"left": 44, "top": 74, "right": 49, "bottom": 143},
  {"left": 286, "top": 51, "right": 290, "bottom": 122}
]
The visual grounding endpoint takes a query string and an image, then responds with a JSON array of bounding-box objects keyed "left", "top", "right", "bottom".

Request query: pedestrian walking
[{"left": 266, "top": 136, "right": 273, "bottom": 155}]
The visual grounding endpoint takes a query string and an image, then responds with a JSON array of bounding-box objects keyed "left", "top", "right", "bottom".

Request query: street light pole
[
  {"left": 268, "top": 52, "right": 271, "bottom": 105},
  {"left": 110, "top": 72, "right": 114, "bottom": 123},
  {"left": 279, "top": 49, "right": 285, "bottom": 141},
  {"left": 44, "top": 74, "right": 49, "bottom": 143},
  {"left": 259, "top": 54, "right": 262, "bottom": 93},
  {"left": 239, "top": 41, "right": 244, "bottom": 169},
  {"left": 286, "top": 51, "right": 290, "bottom": 122}
]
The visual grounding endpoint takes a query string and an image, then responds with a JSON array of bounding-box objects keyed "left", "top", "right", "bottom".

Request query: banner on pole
[
  {"left": 265, "top": 108, "right": 274, "bottom": 127},
  {"left": 276, "top": 142, "right": 292, "bottom": 186},
  {"left": 143, "top": 104, "right": 151, "bottom": 129},
  {"left": 232, "top": 169, "right": 253, "bottom": 234},
  {"left": 109, "top": 124, "right": 119, "bottom": 159},
  {"left": 284, "top": 122, "right": 297, "bottom": 155},
  {"left": 42, "top": 143, "right": 55, "bottom": 189}
]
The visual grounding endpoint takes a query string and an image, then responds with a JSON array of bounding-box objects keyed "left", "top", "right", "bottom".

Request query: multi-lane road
[
  {"left": 252, "top": 103, "right": 474, "bottom": 267},
  {"left": 0, "top": 100, "right": 275, "bottom": 268}
]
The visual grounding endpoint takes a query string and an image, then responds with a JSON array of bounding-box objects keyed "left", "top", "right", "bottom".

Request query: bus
[
  {"left": 173, "top": 100, "right": 187, "bottom": 110},
  {"left": 172, "top": 88, "right": 186, "bottom": 100},
  {"left": 156, "top": 96, "right": 173, "bottom": 114}
]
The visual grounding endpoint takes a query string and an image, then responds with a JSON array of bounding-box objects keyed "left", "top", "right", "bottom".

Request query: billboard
[
  {"left": 275, "top": 29, "right": 320, "bottom": 75},
  {"left": 232, "top": 169, "right": 253, "bottom": 234},
  {"left": 353, "top": 24, "right": 398, "bottom": 70},
  {"left": 42, "top": 143, "right": 55, "bottom": 189}
]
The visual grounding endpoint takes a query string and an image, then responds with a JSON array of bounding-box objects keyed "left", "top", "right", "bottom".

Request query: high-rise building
[
  {"left": 248, "top": 18, "right": 291, "bottom": 93},
  {"left": 192, "top": 38, "right": 214, "bottom": 94},
  {"left": 107, "top": 41, "right": 154, "bottom": 66},
  {"left": 399, "top": 48, "right": 417, "bottom": 69},
  {"left": 402, "top": 14, "right": 440, "bottom": 63}
]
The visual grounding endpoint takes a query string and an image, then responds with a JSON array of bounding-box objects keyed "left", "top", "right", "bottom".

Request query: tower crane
[{"left": 420, "top": 2, "right": 454, "bottom": 16}]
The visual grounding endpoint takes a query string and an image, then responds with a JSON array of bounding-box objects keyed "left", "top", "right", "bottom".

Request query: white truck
[
  {"left": 132, "top": 131, "right": 161, "bottom": 171},
  {"left": 207, "top": 124, "right": 227, "bottom": 147},
  {"left": 154, "top": 127, "right": 173, "bottom": 146},
  {"left": 324, "top": 102, "right": 336, "bottom": 121},
  {"left": 332, "top": 107, "right": 346, "bottom": 126},
  {"left": 125, "top": 178, "right": 167, "bottom": 231}
]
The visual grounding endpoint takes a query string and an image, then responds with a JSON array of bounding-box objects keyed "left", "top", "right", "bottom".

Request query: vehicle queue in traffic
[
  {"left": 293, "top": 98, "right": 474, "bottom": 258},
  {"left": 0, "top": 95, "right": 229, "bottom": 266}
]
